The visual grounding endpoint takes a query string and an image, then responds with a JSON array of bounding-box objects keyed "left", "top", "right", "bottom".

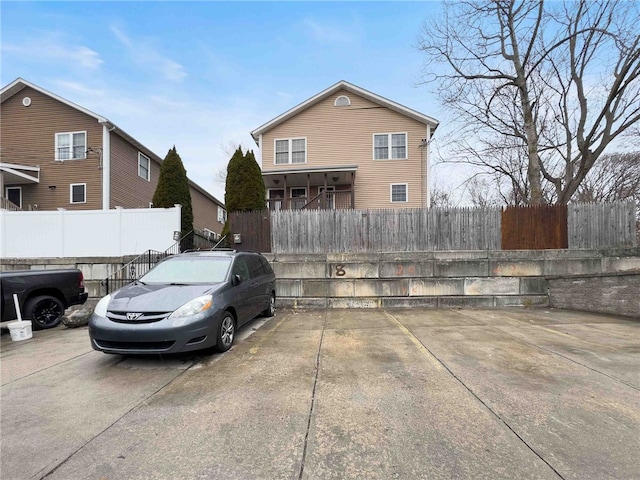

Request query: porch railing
[
  {"left": 1, "top": 196, "right": 22, "bottom": 211},
  {"left": 267, "top": 191, "right": 354, "bottom": 211}
]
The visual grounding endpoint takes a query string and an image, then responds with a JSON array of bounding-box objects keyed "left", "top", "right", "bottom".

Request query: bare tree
[
  {"left": 575, "top": 152, "right": 640, "bottom": 204},
  {"left": 418, "top": 0, "right": 640, "bottom": 205}
]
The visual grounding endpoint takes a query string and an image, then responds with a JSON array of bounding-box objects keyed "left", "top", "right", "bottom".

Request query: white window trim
[
  {"left": 70, "top": 183, "right": 87, "bottom": 204},
  {"left": 55, "top": 131, "right": 87, "bottom": 161},
  {"left": 273, "top": 137, "right": 307, "bottom": 165},
  {"left": 138, "top": 152, "right": 151, "bottom": 181},
  {"left": 390, "top": 183, "right": 408, "bottom": 203},
  {"left": 217, "top": 206, "right": 227, "bottom": 223},
  {"left": 5, "top": 186, "right": 22, "bottom": 208},
  {"left": 372, "top": 132, "right": 408, "bottom": 160},
  {"left": 204, "top": 228, "right": 218, "bottom": 240}
]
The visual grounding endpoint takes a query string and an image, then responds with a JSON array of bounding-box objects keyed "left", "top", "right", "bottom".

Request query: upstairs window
[
  {"left": 217, "top": 206, "right": 227, "bottom": 223},
  {"left": 56, "top": 131, "right": 86, "bottom": 160},
  {"left": 275, "top": 138, "right": 306, "bottom": 164},
  {"left": 373, "top": 133, "right": 407, "bottom": 160},
  {"left": 138, "top": 153, "right": 151, "bottom": 181},
  {"left": 334, "top": 95, "right": 351, "bottom": 106}
]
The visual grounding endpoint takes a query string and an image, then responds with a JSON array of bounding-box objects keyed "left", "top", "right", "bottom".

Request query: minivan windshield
[{"left": 139, "top": 256, "right": 232, "bottom": 284}]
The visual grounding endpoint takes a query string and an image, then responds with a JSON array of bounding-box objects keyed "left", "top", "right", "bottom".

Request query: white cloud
[
  {"left": 2, "top": 37, "right": 103, "bottom": 70},
  {"left": 301, "top": 18, "right": 357, "bottom": 44},
  {"left": 109, "top": 24, "right": 187, "bottom": 82}
]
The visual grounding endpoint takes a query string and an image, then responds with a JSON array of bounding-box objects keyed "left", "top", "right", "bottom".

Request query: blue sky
[{"left": 1, "top": 1, "right": 454, "bottom": 202}]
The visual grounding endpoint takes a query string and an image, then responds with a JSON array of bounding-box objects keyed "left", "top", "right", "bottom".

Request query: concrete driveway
[{"left": 1, "top": 308, "right": 638, "bottom": 480}]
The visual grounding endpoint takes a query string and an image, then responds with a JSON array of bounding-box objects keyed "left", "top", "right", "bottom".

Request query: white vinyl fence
[{"left": 0, "top": 205, "right": 181, "bottom": 258}]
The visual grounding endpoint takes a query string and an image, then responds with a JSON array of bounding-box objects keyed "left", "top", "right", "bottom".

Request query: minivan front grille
[
  {"left": 94, "top": 339, "right": 175, "bottom": 351},
  {"left": 107, "top": 311, "right": 170, "bottom": 323}
]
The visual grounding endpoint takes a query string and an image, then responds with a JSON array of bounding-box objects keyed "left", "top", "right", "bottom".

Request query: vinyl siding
[
  {"left": 260, "top": 89, "right": 428, "bottom": 209},
  {"left": 0, "top": 86, "right": 103, "bottom": 210},
  {"left": 110, "top": 134, "right": 159, "bottom": 209},
  {"left": 191, "top": 187, "right": 221, "bottom": 234}
]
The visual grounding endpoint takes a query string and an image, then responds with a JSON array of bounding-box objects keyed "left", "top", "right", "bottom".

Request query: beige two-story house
[
  {"left": 251, "top": 81, "right": 439, "bottom": 210},
  {"left": 0, "top": 78, "right": 226, "bottom": 238}
]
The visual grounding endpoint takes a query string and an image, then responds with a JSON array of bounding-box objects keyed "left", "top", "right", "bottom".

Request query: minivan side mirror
[{"left": 232, "top": 274, "right": 242, "bottom": 286}]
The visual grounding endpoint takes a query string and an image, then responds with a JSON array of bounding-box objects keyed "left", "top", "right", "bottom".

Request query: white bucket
[{"left": 8, "top": 321, "right": 33, "bottom": 341}]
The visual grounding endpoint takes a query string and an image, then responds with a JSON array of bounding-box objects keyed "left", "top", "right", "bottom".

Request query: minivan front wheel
[{"left": 215, "top": 312, "right": 235, "bottom": 352}]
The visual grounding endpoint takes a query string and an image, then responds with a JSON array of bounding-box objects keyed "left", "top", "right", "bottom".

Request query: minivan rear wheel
[{"left": 262, "top": 293, "right": 275, "bottom": 317}]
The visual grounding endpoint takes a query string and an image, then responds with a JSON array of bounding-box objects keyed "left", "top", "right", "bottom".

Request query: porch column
[
  {"left": 350, "top": 172, "right": 355, "bottom": 209},
  {"left": 323, "top": 173, "right": 328, "bottom": 209},
  {"left": 283, "top": 175, "right": 288, "bottom": 209},
  {"left": 306, "top": 174, "right": 310, "bottom": 206}
]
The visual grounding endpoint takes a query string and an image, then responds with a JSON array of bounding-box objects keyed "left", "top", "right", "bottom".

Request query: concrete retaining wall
[
  {"left": 548, "top": 272, "right": 640, "bottom": 318},
  {"left": 266, "top": 248, "right": 640, "bottom": 310},
  {"left": 2, "top": 248, "right": 638, "bottom": 316}
]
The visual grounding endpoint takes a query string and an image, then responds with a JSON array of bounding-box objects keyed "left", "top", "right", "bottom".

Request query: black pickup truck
[{"left": 1, "top": 269, "right": 88, "bottom": 330}]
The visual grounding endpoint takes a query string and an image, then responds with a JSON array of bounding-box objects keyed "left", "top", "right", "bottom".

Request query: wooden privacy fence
[
  {"left": 502, "top": 204, "right": 568, "bottom": 249},
  {"left": 270, "top": 208, "right": 501, "bottom": 253},
  {"left": 568, "top": 202, "right": 638, "bottom": 249},
  {"left": 229, "top": 210, "right": 271, "bottom": 252},
  {"left": 227, "top": 202, "right": 636, "bottom": 254}
]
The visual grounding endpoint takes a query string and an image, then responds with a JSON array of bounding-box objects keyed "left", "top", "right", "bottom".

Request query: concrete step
[{"left": 278, "top": 295, "right": 549, "bottom": 309}]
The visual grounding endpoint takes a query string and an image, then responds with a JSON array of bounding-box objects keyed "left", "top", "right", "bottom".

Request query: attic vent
[
  {"left": 334, "top": 95, "right": 351, "bottom": 107},
  {"left": 22, "top": 97, "right": 32, "bottom": 107}
]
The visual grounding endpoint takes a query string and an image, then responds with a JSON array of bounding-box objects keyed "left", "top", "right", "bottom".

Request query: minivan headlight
[
  {"left": 93, "top": 294, "right": 111, "bottom": 317},
  {"left": 169, "top": 295, "right": 213, "bottom": 319}
]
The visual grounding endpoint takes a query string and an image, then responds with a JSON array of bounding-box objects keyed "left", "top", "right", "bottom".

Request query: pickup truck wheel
[{"left": 24, "top": 295, "right": 65, "bottom": 330}]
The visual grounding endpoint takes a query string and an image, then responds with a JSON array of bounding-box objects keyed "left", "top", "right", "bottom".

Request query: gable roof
[
  {"left": 1, "top": 78, "right": 224, "bottom": 207},
  {"left": 251, "top": 80, "right": 439, "bottom": 144}
]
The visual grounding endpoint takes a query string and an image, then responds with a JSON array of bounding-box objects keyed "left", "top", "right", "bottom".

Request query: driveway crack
[
  {"left": 384, "top": 310, "right": 565, "bottom": 480},
  {"left": 297, "top": 310, "right": 327, "bottom": 480},
  {"left": 39, "top": 355, "right": 205, "bottom": 479}
]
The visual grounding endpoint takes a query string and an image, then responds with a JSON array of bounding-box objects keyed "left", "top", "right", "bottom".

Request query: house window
[
  {"left": 275, "top": 138, "right": 306, "bottom": 164},
  {"left": 291, "top": 187, "right": 306, "bottom": 198},
  {"left": 373, "top": 133, "right": 407, "bottom": 160},
  {"left": 56, "top": 131, "right": 86, "bottom": 160},
  {"left": 291, "top": 187, "right": 307, "bottom": 209},
  {"left": 217, "top": 206, "right": 227, "bottom": 223},
  {"left": 5, "top": 187, "right": 22, "bottom": 208},
  {"left": 390, "top": 183, "right": 408, "bottom": 203},
  {"left": 334, "top": 95, "right": 351, "bottom": 106},
  {"left": 70, "top": 183, "right": 86, "bottom": 204},
  {"left": 138, "top": 153, "right": 150, "bottom": 181},
  {"left": 204, "top": 228, "right": 218, "bottom": 240}
]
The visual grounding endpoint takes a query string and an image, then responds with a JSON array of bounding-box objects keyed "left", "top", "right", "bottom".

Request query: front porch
[{"left": 263, "top": 165, "right": 357, "bottom": 210}]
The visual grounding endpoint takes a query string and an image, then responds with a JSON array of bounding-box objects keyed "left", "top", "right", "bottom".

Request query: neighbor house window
[
  {"left": 217, "top": 206, "right": 227, "bottom": 223},
  {"left": 390, "top": 183, "right": 408, "bottom": 203},
  {"left": 5, "top": 187, "right": 22, "bottom": 208},
  {"left": 373, "top": 133, "right": 407, "bottom": 160},
  {"left": 56, "top": 131, "right": 86, "bottom": 160},
  {"left": 138, "top": 153, "right": 150, "bottom": 181},
  {"left": 275, "top": 138, "right": 306, "bottom": 164},
  {"left": 204, "top": 228, "right": 218, "bottom": 240},
  {"left": 70, "top": 183, "right": 86, "bottom": 204}
]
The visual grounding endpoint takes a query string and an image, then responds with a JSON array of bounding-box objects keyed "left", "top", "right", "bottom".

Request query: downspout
[
  {"left": 100, "top": 121, "right": 115, "bottom": 210},
  {"left": 425, "top": 125, "right": 432, "bottom": 208}
]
